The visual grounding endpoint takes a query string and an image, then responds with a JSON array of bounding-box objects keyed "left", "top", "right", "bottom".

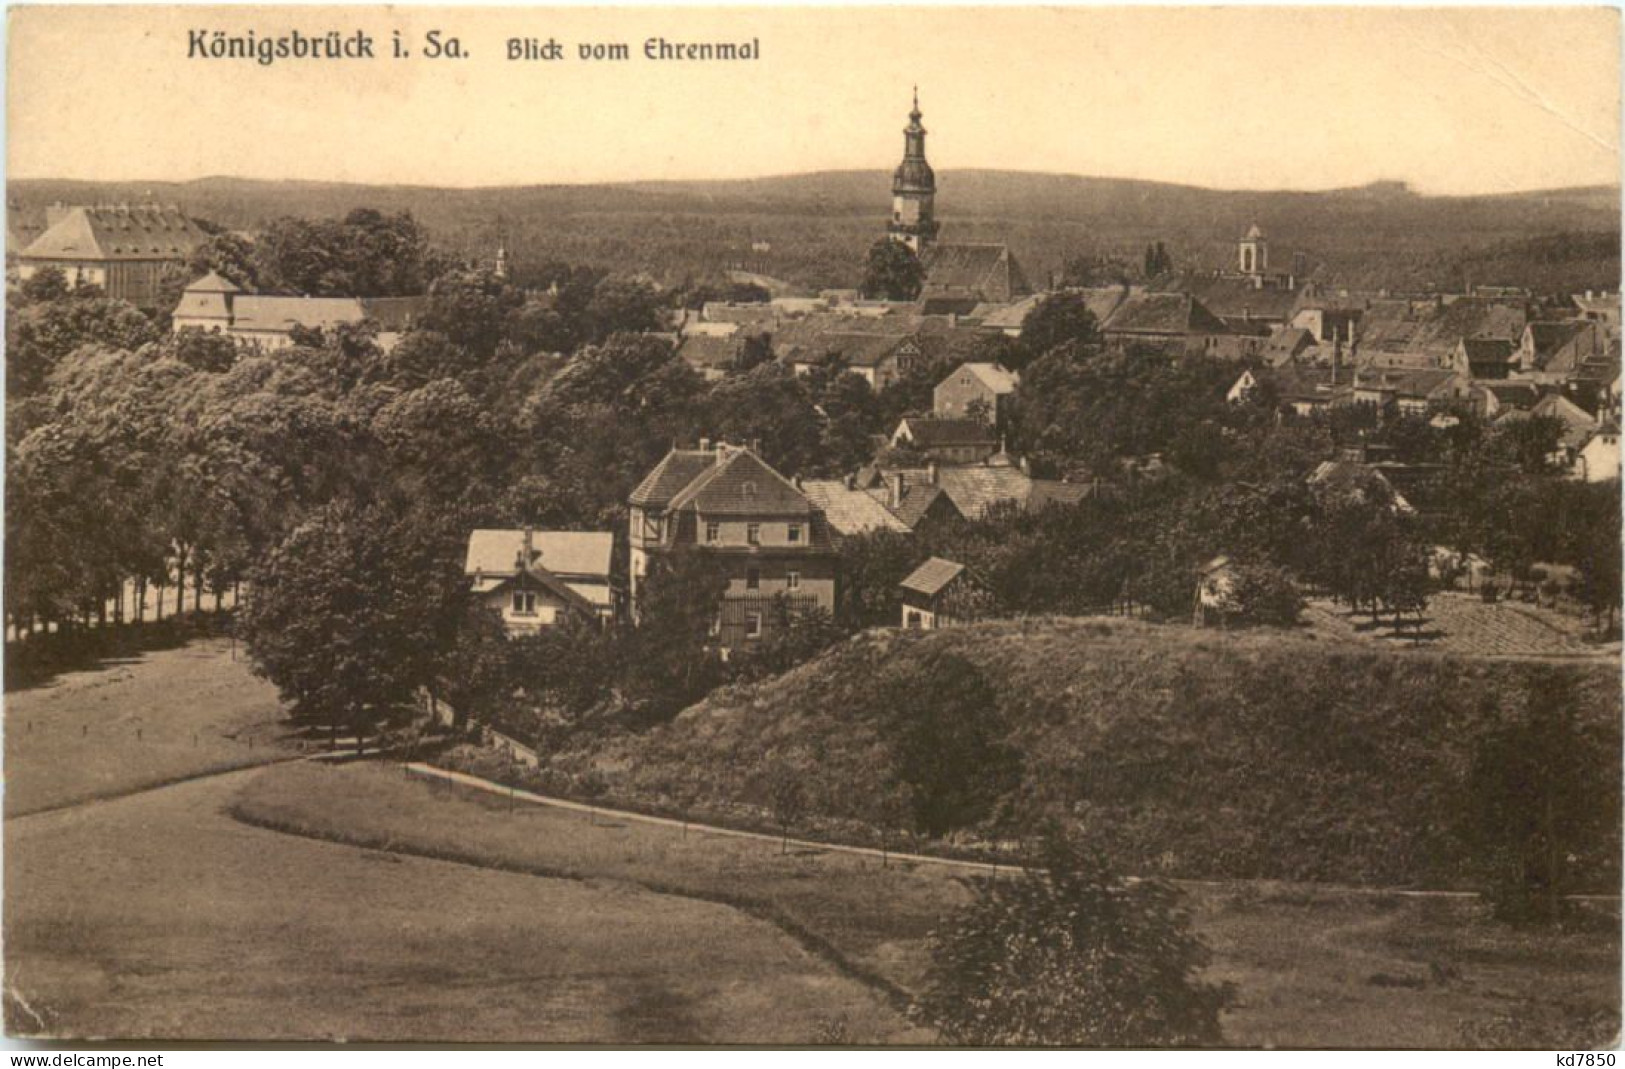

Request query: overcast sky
[{"left": 8, "top": 6, "right": 1620, "bottom": 194}]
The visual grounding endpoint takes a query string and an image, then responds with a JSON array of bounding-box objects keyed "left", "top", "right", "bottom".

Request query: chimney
[
  {"left": 522, "top": 526, "right": 535, "bottom": 568},
  {"left": 927, "top": 461, "right": 939, "bottom": 486},
  {"left": 750, "top": 437, "right": 761, "bottom": 453},
  {"left": 888, "top": 472, "right": 905, "bottom": 509},
  {"left": 844, "top": 473, "right": 855, "bottom": 491},
  {"left": 699, "top": 437, "right": 711, "bottom": 452},
  {"left": 791, "top": 475, "right": 803, "bottom": 490}
]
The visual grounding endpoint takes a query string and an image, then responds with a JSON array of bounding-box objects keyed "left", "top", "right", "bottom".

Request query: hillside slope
[
  {"left": 11, "top": 173, "right": 1618, "bottom": 293},
  {"left": 559, "top": 617, "right": 1621, "bottom": 891}
]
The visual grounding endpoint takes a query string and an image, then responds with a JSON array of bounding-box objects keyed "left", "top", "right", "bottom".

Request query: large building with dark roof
[
  {"left": 17, "top": 204, "right": 210, "bottom": 306},
  {"left": 628, "top": 440, "right": 837, "bottom": 649}
]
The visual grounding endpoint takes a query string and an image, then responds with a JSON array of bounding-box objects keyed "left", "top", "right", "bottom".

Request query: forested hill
[{"left": 10, "top": 172, "right": 1619, "bottom": 294}]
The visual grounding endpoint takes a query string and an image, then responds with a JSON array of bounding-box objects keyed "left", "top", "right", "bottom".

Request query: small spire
[{"left": 910, "top": 86, "right": 921, "bottom": 122}]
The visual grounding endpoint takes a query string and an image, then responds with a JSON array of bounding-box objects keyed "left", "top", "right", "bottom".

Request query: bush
[
  {"left": 1223, "top": 563, "right": 1305, "bottom": 628},
  {"left": 912, "top": 835, "right": 1231, "bottom": 1046}
]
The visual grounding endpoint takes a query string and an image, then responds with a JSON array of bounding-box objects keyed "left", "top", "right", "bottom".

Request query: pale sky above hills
[{"left": 8, "top": 5, "right": 1620, "bottom": 195}]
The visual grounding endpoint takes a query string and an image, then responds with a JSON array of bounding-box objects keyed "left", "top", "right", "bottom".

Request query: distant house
[
  {"left": 857, "top": 454, "right": 1090, "bottom": 522},
  {"left": 783, "top": 327, "right": 933, "bottom": 390},
  {"left": 1574, "top": 423, "right": 1621, "bottom": 482},
  {"left": 1100, "top": 293, "right": 1231, "bottom": 357},
  {"left": 934, "top": 361, "right": 1019, "bottom": 425},
  {"left": 1307, "top": 459, "right": 1414, "bottom": 514},
  {"left": 798, "top": 477, "right": 911, "bottom": 540},
  {"left": 1450, "top": 337, "right": 1517, "bottom": 380},
  {"left": 899, "top": 557, "right": 984, "bottom": 630},
  {"left": 918, "top": 243, "right": 1033, "bottom": 315},
  {"left": 857, "top": 467, "right": 964, "bottom": 532},
  {"left": 1529, "top": 392, "right": 1600, "bottom": 459},
  {"left": 628, "top": 440, "right": 836, "bottom": 649},
  {"left": 891, "top": 415, "right": 999, "bottom": 464},
  {"left": 676, "top": 333, "right": 744, "bottom": 381},
  {"left": 172, "top": 271, "right": 425, "bottom": 352},
  {"left": 464, "top": 528, "right": 619, "bottom": 635},
  {"left": 17, "top": 203, "right": 210, "bottom": 306},
  {"left": 1228, "top": 366, "right": 1351, "bottom": 415},
  {"left": 1571, "top": 291, "right": 1620, "bottom": 337},
  {"left": 1261, "top": 326, "right": 1316, "bottom": 366},
  {"left": 1515, "top": 320, "right": 1605, "bottom": 382},
  {"left": 1351, "top": 367, "right": 1469, "bottom": 416}
]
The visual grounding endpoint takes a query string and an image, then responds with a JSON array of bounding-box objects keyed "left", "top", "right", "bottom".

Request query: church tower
[
  {"left": 888, "top": 89, "right": 939, "bottom": 254},
  {"left": 1238, "top": 223, "right": 1269, "bottom": 279}
]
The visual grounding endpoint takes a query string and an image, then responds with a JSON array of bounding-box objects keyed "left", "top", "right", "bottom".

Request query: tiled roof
[
  {"left": 1026, "top": 480, "right": 1093, "bottom": 511},
  {"left": 953, "top": 362, "right": 1019, "bottom": 395},
  {"left": 665, "top": 448, "right": 813, "bottom": 517},
  {"left": 184, "top": 271, "right": 242, "bottom": 295},
  {"left": 816, "top": 332, "right": 907, "bottom": 368},
  {"left": 677, "top": 334, "right": 741, "bottom": 370},
  {"left": 1531, "top": 393, "right": 1599, "bottom": 449},
  {"left": 1482, "top": 381, "right": 1540, "bottom": 408},
  {"left": 799, "top": 479, "right": 909, "bottom": 536},
  {"left": 1104, "top": 293, "right": 1228, "bottom": 336},
  {"left": 897, "top": 416, "right": 998, "bottom": 448},
  {"left": 231, "top": 296, "right": 368, "bottom": 332},
  {"left": 464, "top": 529, "right": 614, "bottom": 579},
  {"left": 920, "top": 243, "right": 1032, "bottom": 303},
  {"left": 1460, "top": 337, "right": 1515, "bottom": 363},
  {"left": 1170, "top": 276, "right": 1301, "bottom": 322},
  {"left": 21, "top": 205, "right": 209, "bottom": 262},
  {"left": 899, "top": 556, "right": 967, "bottom": 598},
  {"left": 629, "top": 449, "right": 717, "bottom": 507},
  {"left": 1526, "top": 320, "right": 1594, "bottom": 370}
]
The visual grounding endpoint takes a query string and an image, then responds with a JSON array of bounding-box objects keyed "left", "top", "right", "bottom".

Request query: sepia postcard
[{"left": 3, "top": 3, "right": 1621, "bottom": 1051}]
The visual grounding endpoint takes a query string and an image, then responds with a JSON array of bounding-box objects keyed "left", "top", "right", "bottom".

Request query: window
[
  {"left": 745, "top": 612, "right": 763, "bottom": 639},
  {"left": 786, "top": 571, "right": 801, "bottom": 590},
  {"left": 511, "top": 591, "right": 536, "bottom": 616},
  {"left": 742, "top": 481, "right": 757, "bottom": 498},
  {"left": 787, "top": 523, "right": 802, "bottom": 544},
  {"left": 747, "top": 523, "right": 761, "bottom": 545},
  {"left": 746, "top": 567, "right": 761, "bottom": 591},
  {"left": 705, "top": 521, "right": 720, "bottom": 544}
]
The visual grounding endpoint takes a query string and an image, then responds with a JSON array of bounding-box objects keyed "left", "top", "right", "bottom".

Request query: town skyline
[{"left": 9, "top": 6, "right": 1620, "bottom": 196}]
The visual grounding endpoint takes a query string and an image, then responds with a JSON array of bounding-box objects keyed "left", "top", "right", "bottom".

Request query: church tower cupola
[
  {"left": 1238, "top": 223, "right": 1268, "bottom": 279},
  {"left": 888, "top": 88, "right": 940, "bottom": 254}
]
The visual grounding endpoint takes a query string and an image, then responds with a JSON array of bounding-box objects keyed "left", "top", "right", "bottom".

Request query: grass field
[
  {"left": 231, "top": 761, "right": 1622, "bottom": 1048},
  {"left": 4, "top": 638, "right": 296, "bottom": 816},
  {"left": 5, "top": 769, "right": 906, "bottom": 1043}
]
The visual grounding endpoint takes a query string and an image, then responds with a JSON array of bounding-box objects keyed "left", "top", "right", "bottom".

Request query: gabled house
[
  {"left": 1100, "top": 293, "right": 1231, "bottom": 357},
  {"left": 1515, "top": 320, "right": 1604, "bottom": 382},
  {"left": 918, "top": 243, "right": 1033, "bottom": 315},
  {"left": 628, "top": 440, "right": 836, "bottom": 649},
  {"left": 17, "top": 203, "right": 210, "bottom": 306},
  {"left": 172, "top": 272, "right": 425, "bottom": 352},
  {"left": 890, "top": 415, "right": 999, "bottom": 464},
  {"left": 933, "top": 361, "right": 1019, "bottom": 426},
  {"left": 464, "top": 528, "right": 619, "bottom": 635}
]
